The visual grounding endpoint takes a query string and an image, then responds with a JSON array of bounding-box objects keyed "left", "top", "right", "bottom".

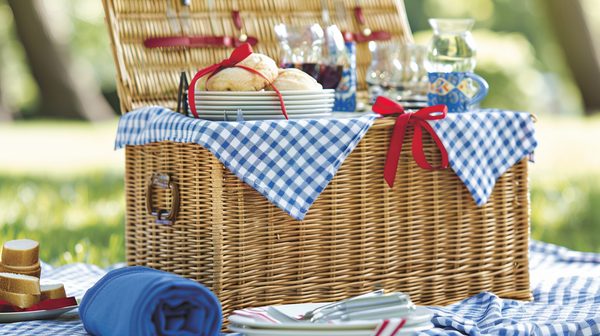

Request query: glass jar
[{"left": 426, "top": 18, "right": 477, "bottom": 72}]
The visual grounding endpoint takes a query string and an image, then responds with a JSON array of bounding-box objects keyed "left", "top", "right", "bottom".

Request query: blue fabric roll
[{"left": 80, "top": 266, "right": 222, "bottom": 336}]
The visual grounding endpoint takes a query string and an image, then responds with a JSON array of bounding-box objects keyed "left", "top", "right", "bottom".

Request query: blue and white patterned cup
[{"left": 428, "top": 72, "right": 489, "bottom": 112}]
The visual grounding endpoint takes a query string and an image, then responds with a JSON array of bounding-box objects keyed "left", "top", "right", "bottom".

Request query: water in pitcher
[{"left": 426, "top": 19, "right": 477, "bottom": 73}]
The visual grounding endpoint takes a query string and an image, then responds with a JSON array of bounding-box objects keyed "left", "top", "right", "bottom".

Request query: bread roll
[
  {"left": 194, "top": 74, "right": 209, "bottom": 91},
  {"left": 0, "top": 290, "right": 40, "bottom": 308},
  {"left": 1, "top": 239, "right": 39, "bottom": 267},
  {"left": 0, "top": 272, "right": 41, "bottom": 295},
  {"left": 40, "top": 283, "right": 67, "bottom": 301},
  {"left": 266, "top": 68, "right": 321, "bottom": 91},
  {"left": 207, "top": 53, "right": 278, "bottom": 91}
]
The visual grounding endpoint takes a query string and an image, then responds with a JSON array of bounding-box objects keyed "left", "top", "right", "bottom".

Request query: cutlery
[
  {"left": 264, "top": 292, "right": 415, "bottom": 323},
  {"left": 315, "top": 302, "right": 416, "bottom": 323},
  {"left": 306, "top": 292, "right": 412, "bottom": 322},
  {"left": 298, "top": 289, "right": 384, "bottom": 321},
  {"left": 236, "top": 109, "right": 245, "bottom": 122}
]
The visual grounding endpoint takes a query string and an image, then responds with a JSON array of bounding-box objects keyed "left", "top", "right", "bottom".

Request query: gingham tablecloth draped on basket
[
  {"left": 3, "top": 240, "right": 600, "bottom": 335},
  {"left": 115, "top": 107, "right": 537, "bottom": 220},
  {"left": 115, "top": 107, "right": 378, "bottom": 220},
  {"left": 429, "top": 109, "right": 538, "bottom": 206}
]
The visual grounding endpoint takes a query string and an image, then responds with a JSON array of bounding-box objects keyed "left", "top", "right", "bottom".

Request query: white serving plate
[
  {"left": 191, "top": 108, "right": 332, "bottom": 115},
  {"left": 194, "top": 89, "right": 334, "bottom": 96},
  {"left": 228, "top": 304, "right": 433, "bottom": 331},
  {"left": 227, "top": 323, "right": 434, "bottom": 336},
  {"left": 192, "top": 104, "right": 334, "bottom": 111},
  {"left": 195, "top": 113, "right": 332, "bottom": 121},
  {"left": 198, "top": 99, "right": 335, "bottom": 106},
  {"left": 194, "top": 94, "right": 334, "bottom": 101},
  {"left": 0, "top": 305, "right": 78, "bottom": 323}
]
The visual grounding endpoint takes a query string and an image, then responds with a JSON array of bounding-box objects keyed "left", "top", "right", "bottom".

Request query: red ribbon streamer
[
  {"left": 188, "top": 43, "right": 288, "bottom": 120},
  {"left": 372, "top": 96, "right": 449, "bottom": 188},
  {"left": 0, "top": 297, "right": 77, "bottom": 312}
]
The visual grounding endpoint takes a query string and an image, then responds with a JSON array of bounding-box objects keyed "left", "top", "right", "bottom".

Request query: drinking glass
[
  {"left": 414, "top": 45, "right": 429, "bottom": 96},
  {"left": 317, "top": 25, "right": 346, "bottom": 89},
  {"left": 365, "top": 42, "right": 402, "bottom": 102},
  {"left": 399, "top": 44, "right": 419, "bottom": 96},
  {"left": 274, "top": 24, "right": 345, "bottom": 89},
  {"left": 274, "top": 24, "right": 324, "bottom": 78}
]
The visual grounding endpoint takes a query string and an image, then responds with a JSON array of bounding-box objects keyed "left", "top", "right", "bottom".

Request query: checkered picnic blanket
[
  {"left": 3, "top": 240, "right": 600, "bottom": 335},
  {"left": 114, "top": 107, "right": 536, "bottom": 221}
]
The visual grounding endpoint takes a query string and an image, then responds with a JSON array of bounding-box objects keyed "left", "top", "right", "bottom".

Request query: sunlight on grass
[
  {"left": 531, "top": 176, "right": 600, "bottom": 252},
  {"left": 0, "top": 172, "right": 125, "bottom": 267}
]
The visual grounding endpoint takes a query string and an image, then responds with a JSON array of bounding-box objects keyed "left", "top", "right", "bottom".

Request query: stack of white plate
[
  {"left": 397, "top": 95, "right": 428, "bottom": 111},
  {"left": 227, "top": 303, "right": 434, "bottom": 336},
  {"left": 190, "top": 89, "right": 335, "bottom": 121}
]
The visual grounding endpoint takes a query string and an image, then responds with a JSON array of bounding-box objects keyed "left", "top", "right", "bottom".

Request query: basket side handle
[{"left": 145, "top": 174, "right": 180, "bottom": 225}]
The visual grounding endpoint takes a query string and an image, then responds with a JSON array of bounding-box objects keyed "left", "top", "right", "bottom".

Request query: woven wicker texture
[
  {"left": 125, "top": 117, "right": 533, "bottom": 319},
  {"left": 102, "top": 0, "right": 413, "bottom": 113}
]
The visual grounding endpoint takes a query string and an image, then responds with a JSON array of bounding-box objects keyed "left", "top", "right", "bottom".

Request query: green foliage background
[{"left": 0, "top": 0, "right": 589, "bottom": 117}]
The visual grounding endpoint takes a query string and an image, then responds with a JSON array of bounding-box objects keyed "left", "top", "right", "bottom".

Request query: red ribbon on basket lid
[
  {"left": 188, "top": 43, "right": 288, "bottom": 120},
  {"left": 372, "top": 96, "right": 449, "bottom": 188}
]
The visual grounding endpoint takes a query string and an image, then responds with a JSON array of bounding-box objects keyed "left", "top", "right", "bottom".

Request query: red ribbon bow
[
  {"left": 373, "top": 96, "right": 449, "bottom": 188},
  {"left": 188, "top": 43, "right": 288, "bottom": 120}
]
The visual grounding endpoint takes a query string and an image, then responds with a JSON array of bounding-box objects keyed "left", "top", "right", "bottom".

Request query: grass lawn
[{"left": 0, "top": 115, "right": 598, "bottom": 267}]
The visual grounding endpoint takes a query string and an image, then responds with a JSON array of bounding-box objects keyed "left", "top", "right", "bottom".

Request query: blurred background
[{"left": 0, "top": 0, "right": 598, "bottom": 266}]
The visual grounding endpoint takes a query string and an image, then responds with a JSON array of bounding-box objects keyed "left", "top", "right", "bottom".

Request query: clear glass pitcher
[{"left": 426, "top": 18, "right": 476, "bottom": 72}]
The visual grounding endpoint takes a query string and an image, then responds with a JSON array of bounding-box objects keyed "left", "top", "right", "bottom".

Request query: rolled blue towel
[{"left": 80, "top": 266, "right": 222, "bottom": 336}]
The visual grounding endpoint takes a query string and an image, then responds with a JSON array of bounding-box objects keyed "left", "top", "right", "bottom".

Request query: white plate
[
  {"left": 195, "top": 89, "right": 334, "bottom": 96},
  {"left": 227, "top": 322, "right": 434, "bottom": 336},
  {"left": 193, "top": 104, "right": 334, "bottom": 111},
  {"left": 0, "top": 305, "right": 78, "bottom": 323},
  {"left": 197, "top": 99, "right": 334, "bottom": 106},
  {"left": 398, "top": 103, "right": 427, "bottom": 108},
  {"left": 195, "top": 113, "right": 332, "bottom": 121},
  {"left": 228, "top": 304, "right": 433, "bottom": 331},
  {"left": 191, "top": 108, "right": 332, "bottom": 115},
  {"left": 194, "top": 94, "right": 334, "bottom": 101}
]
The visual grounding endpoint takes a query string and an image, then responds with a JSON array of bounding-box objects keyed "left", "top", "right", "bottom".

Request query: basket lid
[{"left": 102, "top": 0, "right": 413, "bottom": 113}]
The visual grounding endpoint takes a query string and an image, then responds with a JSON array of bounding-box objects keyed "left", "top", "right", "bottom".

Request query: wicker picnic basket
[{"left": 102, "top": 0, "right": 533, "bottom": 322}]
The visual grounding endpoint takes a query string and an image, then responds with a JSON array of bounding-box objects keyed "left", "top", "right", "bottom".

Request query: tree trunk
[
  {"left": 544, "top": 0, "right": 600, "bottom": 115},
  {"left": 0, "top": 34, "right": 13, "bottom": 122},
  {"left": 7, "top": 0, "right": 114, "bottom": 121},
  {"left": 0, "top": 103, "right": 12, "bottom": 122}
]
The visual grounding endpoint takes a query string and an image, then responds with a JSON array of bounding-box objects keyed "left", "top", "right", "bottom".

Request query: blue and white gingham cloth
[
  {"left": 115, "top": 107, "right": 377, "bottom": 221},
  {"left": 428, "top": 109, "right": 537, "bottom": 206},
  {"left": 4, "top": 240, "right": 600, "bottom": 335},
  {"left": 115, "top": 107, "right": 536, "bottom": 217}
]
